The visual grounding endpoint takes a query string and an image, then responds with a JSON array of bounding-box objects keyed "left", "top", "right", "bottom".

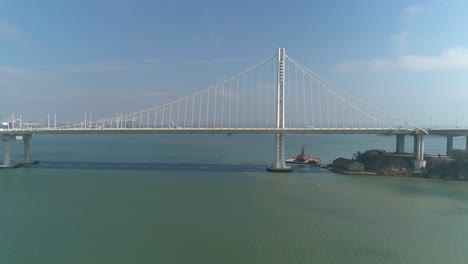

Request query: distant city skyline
[{"left": 1, "top": 0, "right": 468, "bottom": 126}]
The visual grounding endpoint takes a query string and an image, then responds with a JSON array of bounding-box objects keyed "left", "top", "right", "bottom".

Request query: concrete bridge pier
[
  {"left": 1, "top": 135, "right": 14, "bottom": 167},
  {"left": 396, "top": 134, "right": 405, "bottom": 154},
  {"left": 446, "top": 136, "right": 454, "bottom": 156},
  {"left": 0, "top": 134, "right": 36, "bottom": 168},
  {"left": 466, "top": 136, "right": 468, "bottom": 151},
  {"left": 23, "top": 134, "right": 32, "bottom": 164},
  {"left": 413, "top": 134, "right": 426, "bottom": 171},
  {"left": 268, "top": 133, "right": 292, "bottom": 172},
  {"left": 0, "top": 135, "right": 15, "bottom": 168}
]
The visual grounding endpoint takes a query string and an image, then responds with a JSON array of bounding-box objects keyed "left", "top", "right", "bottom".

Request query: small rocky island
[
  {"left": 329, "top": 150, "right": 412, "bottom": 176},
  {"left": 328, "top": 149, "right": 468, "bottom": 180}
]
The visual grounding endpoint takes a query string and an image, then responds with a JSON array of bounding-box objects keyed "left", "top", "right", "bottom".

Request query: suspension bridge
[{"left": 1, "top": 48, "right": 466, "bottom": 171}]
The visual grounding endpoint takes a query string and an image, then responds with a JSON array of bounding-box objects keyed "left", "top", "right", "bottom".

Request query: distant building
[
  {"left": 1, "top": 121, "right": 11, "bottom": 129},
  {"left": 0, "top": 119, "right": 21, "bottom": 129}
]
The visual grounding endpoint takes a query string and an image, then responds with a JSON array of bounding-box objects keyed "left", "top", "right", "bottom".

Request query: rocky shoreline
[{"left": 327, "top": 149, "right": 468, "bottom": 180}]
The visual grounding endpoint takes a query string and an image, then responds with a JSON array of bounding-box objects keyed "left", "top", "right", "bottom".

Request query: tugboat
[{"left": 286, "top": 145, "right": 321, "bottom": 166}]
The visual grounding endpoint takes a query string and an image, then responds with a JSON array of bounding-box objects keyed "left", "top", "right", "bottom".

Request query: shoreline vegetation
[{"left": 326, "top": 149, "right": 468, "bottom": 181}]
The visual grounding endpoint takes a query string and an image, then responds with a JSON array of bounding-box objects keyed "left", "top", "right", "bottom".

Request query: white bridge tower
[{"left": 267, "top": 48, "right": 292, "bottom": 172}]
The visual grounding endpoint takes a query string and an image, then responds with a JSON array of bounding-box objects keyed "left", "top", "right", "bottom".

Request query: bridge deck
[
  {"left": 427, "top": 129, "right": 468, "bottom": 136},
  {"left": 1, "top": 128, "right": 418, "bottom": 135}
]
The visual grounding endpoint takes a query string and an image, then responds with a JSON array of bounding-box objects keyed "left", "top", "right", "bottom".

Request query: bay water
[{"left": 1, "top": 134, "right": 468, "bottom": 264}]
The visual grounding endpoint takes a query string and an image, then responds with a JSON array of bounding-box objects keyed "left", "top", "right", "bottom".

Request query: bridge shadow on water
[{"left": 32, "top": 161, "right": 328, "bottom": 173}]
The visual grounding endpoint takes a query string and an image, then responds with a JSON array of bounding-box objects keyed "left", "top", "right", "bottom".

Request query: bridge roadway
[
  {"left": 427, "top": 128, "right": 468, "bottom": 137},
  {"left": 1, "top": 127, "right": 419, "bottom": 135},
  {"left": 3, "top": 128, "right": 468, "bottom": 136},
  {"left": 3, "top": 127, "right": 466, "bottom": 136},
  {"left": 427, "top": 128, "right": 468, "bottom": 156}
]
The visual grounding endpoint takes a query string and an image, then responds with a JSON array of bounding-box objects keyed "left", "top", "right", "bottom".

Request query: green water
[{"left": 1, "top": 134, "right": 468, "bottom": 264}]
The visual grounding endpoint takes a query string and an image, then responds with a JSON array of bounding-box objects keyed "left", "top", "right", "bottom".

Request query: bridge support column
[
  {"left": 446, "top": 136, "right": 454, "bottom": 156},
  {"left": 1, "top": 135, "right": 13, "bottom": 167},
  {"left": 268, "top": 133, "right": 291, "bottom": 172},
  {"left": 466, "top": 136, "right": 468, "bottom": 151},
  {"left": 267, "top": 48, "right": 291, "bottom": 172},
  {"left": 396, "top": 134, "right": 405, "bottom": 154},
  {"left": 413, "top": 134, "right": 426, "bottom": 171},
  {"left": 23, "top": 134, "right": 32, "bottom": 163}
]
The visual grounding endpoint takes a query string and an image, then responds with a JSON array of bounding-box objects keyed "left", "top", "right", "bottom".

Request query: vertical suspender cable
[
  {"left": 295, "top": 63, "right": 299, "bottom": 127},
  {"left": 236, "top": 79, "right": 239, "bottom": 128},
  {"left": 342, "top": 91, "right": 345, "bottom": 128},
  {"left": 286, "top": 59, "right": 289, "bottom": 128},
  {"left": 302, "top": 68, "right": 306, "bottom": 128},
  {"left": 162, "top": 104, "right": 165, "bottom": 128},
  {"left": 258, "top": 65, "right": 261, "bottom": 128},
  {"left": 250, "top": 71, "right": 254, "bottom": 128},
  {"left": 154, "top": 107, "right": 158, "bottom": 128},
  {"left": 229, "top": 80, "right": 232, "bottom": 129},
  {"left": 265, "top": 62, "right": 269, "bottom": 127},
  {"left": 169, "top": 104, "right": 172, "bottom": 128},
  {"left": 184, "top": 96, "right": 188, "bottom": 128},
  {"left": 325, "top": 87, "right": 329, "bottom": 128},
  {"left": 140, "top": 112, "right": 143, "bottom": 128},
  {"left": 176, "top": 99, "right": 180, "bottom": 128},
  {"left": 221, "top": 82, "right": 225, "bottom": 128},
  {"left": 243, "top": 76, "right": 246, "bottom": 128},
  {"left": 318, "top": 81, "right": 322, "bottom": 127},
  {"left": 199, "top": 92, "right": 203, "bottom": 128},
  {"left": 191, "top": 95, "right": 195, "bottom": 128},
  {"left": 206, "top": 89, "right": 210, "bottom": 128},
  {"left": 214, "top": 85, "right": 217, "bottom": 127},
  {"left": 310, "top": 75, "right": 314, "bottom": 128},
  {"left": 333, "top": 91, "right": 337, "bottom": 128},
  {"left": 146, "top": 110, "right": 150, "bottom": 128}
]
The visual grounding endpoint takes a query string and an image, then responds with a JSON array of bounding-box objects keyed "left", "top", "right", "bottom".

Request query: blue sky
[{"left": 1, "top": 0, "right": 468, "bottom": 126}]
